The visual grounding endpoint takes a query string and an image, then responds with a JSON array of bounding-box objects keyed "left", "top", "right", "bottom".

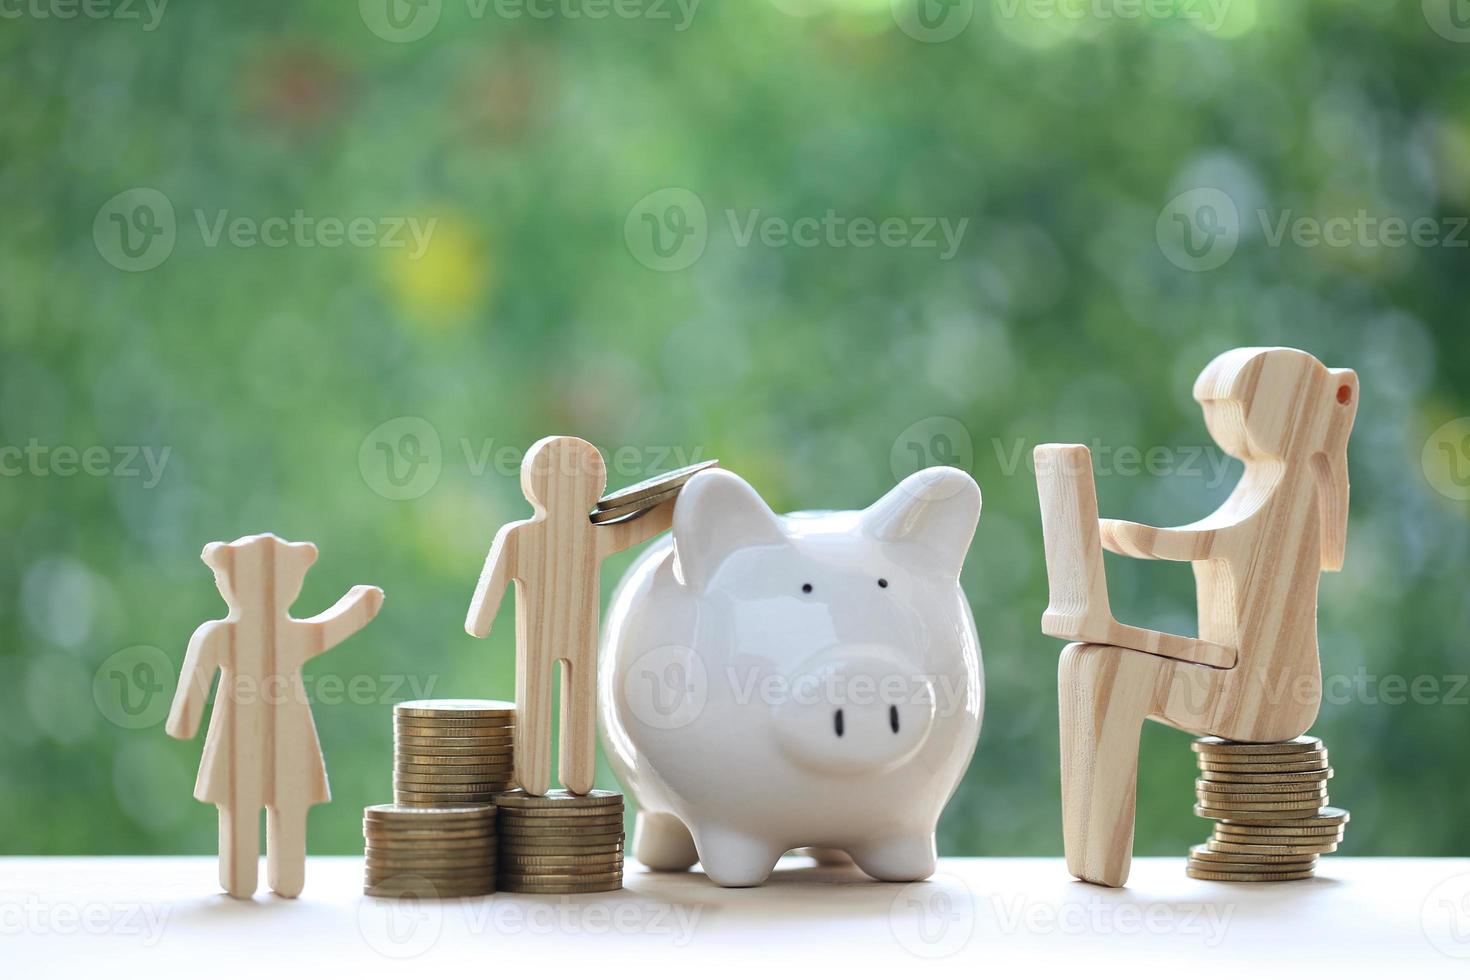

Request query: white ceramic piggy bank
[{"left": 598, "top": 466, "right": 982, "bottom": 887}]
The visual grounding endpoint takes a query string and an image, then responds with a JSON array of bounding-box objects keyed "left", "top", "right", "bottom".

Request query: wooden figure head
[
  {"left": 520, "top": 435, "right": 607, "bottom": 524},
  {"left": 201, "top": 533, "right": 320, "bottom": 612},
  {"left": 1193, "top": 347, "right": 1358, "bottom": 571}
]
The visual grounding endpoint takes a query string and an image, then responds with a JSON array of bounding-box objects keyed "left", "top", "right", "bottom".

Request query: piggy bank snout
[{"left": 771, "top": 652, "right": 937, "bottom": 776}]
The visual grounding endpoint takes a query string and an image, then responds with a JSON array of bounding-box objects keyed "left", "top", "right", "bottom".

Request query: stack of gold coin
[
  {"left": 496, "top": 789, "right": 625, "bottom": 894},
  {"left": 1187, "top": 735, "right": 1350, "bottom": 881},
  {"left": 362, "top": 803, "right": 497, "bottom": 897},
  {"left": 393, "top": 699, "right": 516, "bottom": 808}
]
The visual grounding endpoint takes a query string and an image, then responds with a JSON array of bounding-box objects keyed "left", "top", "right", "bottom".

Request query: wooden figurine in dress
[
  {"left": 465, "top": 436, "right": 675, "bottom": 797},
  {"left": 1034, "top": 347, "right": 1357, "bottom": 887},
  {"left": 166, "top": 533, "right": 384, "bottom": 898}
]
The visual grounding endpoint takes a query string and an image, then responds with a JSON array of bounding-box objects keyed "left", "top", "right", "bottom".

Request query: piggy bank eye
[
  {"left": 801, "top": 583, "right": 813, "bottom": 594},
  {"left": 877, "top": 578, "right": 889, "bottom": 589}
]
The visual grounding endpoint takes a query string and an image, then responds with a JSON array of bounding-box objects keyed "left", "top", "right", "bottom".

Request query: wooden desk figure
[
  {"left": 166, "top": 533, "right": 384, "bottom": 898},
  {"left": 465, "top": 436, "right": 675, "bottom": 797},
  {"left": 1034, "top": 347, "right": 1357, "bottom": 887}
]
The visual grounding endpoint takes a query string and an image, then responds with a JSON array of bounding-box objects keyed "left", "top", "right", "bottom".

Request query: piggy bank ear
[
  {"left": 861, "top": 467, "right": 981, "bottom": 578},
  {"left": 673, "top": 469, "right": 787, "bottom": 591}
]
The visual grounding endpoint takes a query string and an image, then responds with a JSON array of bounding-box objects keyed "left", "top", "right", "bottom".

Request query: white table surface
[{"left": 3, "top": 856, "right": 1468, "bottom": 976}]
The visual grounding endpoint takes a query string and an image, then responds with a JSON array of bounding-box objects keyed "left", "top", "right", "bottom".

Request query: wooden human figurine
[
  {"left": 166, "top": 533, "right": 384, "bottom": 899},
  {"left": 465, "top": 436, "right": 675, "bottom": 797},
  {"left": 1034, "top": 347, "right": 1357, "bottom": 887}
]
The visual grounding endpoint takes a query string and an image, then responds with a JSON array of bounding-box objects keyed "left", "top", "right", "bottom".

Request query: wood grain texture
[
  {"left": 165, "top": 533, "right": 383, "bottom": 898},
  {"left": 1038, "top": 347, "right": 1357, "bottom": 886},
  {"left": 465, "top": 436, "right": 674, "bottom": 796}
]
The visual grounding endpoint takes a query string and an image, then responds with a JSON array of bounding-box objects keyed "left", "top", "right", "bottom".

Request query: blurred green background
[{"left": 2, "top": 0, "right": 1467, "bottom": 860}]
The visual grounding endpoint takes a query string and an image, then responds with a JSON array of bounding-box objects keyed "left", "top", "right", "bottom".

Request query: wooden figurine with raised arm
[
  {"left": 166, "top": 533, "right": 384, "bottom": 898},
  {"left": 465, "top": 436, "right": 677, "bottom": 797},
  {"left": 1034, "top": 347, "right": 1357, "bottom": 887}
]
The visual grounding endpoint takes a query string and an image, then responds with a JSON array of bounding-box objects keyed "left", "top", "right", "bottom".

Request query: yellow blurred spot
[{"left": 382, "top": 215, "right": 490, "bottom": 329}]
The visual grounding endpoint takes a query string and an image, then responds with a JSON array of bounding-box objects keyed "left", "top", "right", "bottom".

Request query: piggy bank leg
[
  {"left": 848, "top": 834, "right": 936, "bottom": 882},
  {"left": 633, "top": 811, "right": 699, "bottom": 871},
  {"left": 799, "top": 847, "right": 853, "bottom": 866},
  {"left": 693, "top": 825, "right": 783, "bottom": 887}
]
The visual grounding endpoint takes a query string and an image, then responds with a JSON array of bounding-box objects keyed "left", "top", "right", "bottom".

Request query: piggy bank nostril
[
  {"left": 834, "top": 709, "right": 844, "bottom": 738},
  {"left": 889, "top": 704, "right": 899, "bottom": 734}
]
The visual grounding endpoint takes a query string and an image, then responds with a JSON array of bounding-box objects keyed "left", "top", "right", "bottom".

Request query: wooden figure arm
[
  {"left": 166, "top": 620, "right": 224, "bottom": 740},
  {"left": 1099, "top": 520, "right": 1218, "bottom": 562},
  {"left": 595, "top": 498, "right": 676, "bottom": 561},
  {"left": 466, "top": 523, "right": 520, "bottom": 638},
  {"left": 302, "top": 585, "right": 385, "bottom": 658}
]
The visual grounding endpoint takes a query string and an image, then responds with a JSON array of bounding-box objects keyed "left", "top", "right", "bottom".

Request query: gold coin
[
  {"left": 1212, "top": 834, "right": 1341, "bottom": 851},
  {"left": 501, "top": 857, "right": 624, "bottom": 871},
  {"left": 1216, "top": 806, "right": 1349, "bottom": 828},
  {"left": 1197, "top": 755, "right": 1329, "bottom": 773},
  {"left": 1188, "top": 858, "right": 1317, "bottom": 875},
  {"left": 497, "top": 804, "right": 623, "bottom": 820},
  {"left": 499, "top": 843, "right": 625, "bottom": 857},
  {"left": 364, "top": 838, "right": 496, "bottom": 854},
  {"left": 395, "top": 742, "right": 514, "bottom": 756},
  {"left": 1186, "top": 866, "right": 1316, "bottom": 882},
  {"left": 499, "top": 832, "right": 626, "bottom": 847},
  {"left": 365, "top": 869, "right": 497, "bottom": 885},
  {"left": 395, "top": 770, "right": 512, "bottom": 783},
  {"left": 1192, "top": 736, "right": 1322, "bottom": 755},
  {"left": 395, "top": 779, "right": 513, "bottom": 792},
  {"left": 364, "top": 880, "right": 495, "bottom": 898},
  {"left": 499, "top": 870, "right": 624, "bottom": 884},
  {"left": 365, "top": 803, "right": 496, "bottom": 821},
  {"left": 392, "top": 713, "right": 515, "bottom": 726},
  {"left": 1207, "top": 839, "right": 1337, "bottom": 856},
  {"left": 1211, "top": 828, "right": 1344, "bottom": 844},
  {"left": 499, "top": 815, "right": 625, "bottom": 829},
  {"left": 366, "top": 856, "right": 497, "bottom": 872},
  {"left": 1197, "top": 768, "right": 1333, "bottom": 784},
  {"left": 395, "top": 762, "right": 514, "bottom": 776},
  {"left": 1196, "top": 795, "right": 1328, "bottom": 810},
  {"left": 395, "top": 723, "right": 513, "bottom": 737},
  {"left": 592, "top": 461, "right": 719, "bottom": 518},
  {"left": 394, "top": 699, "right": 516, "bottom": 718},
  {"left": 500, "top": 881, "right": 623, "bottom": 894},
  {"left": 396, "top": 732, "right": 514, "bottom": 745},
  {"left": 495, "top": 789, "right": 623, "bottom": 809},
  {"left": 1193, "top": 787, "right": 1334, "bottom": 799},
  {"left": 395, "top": 792, "right": 499, "bottom": 806},
  {"left": 1188, "top": 845, "right": 1317, "bottom": 865},
  {"left": 1196, "top": 786, "right": 1327, "bottom": 803},
  {"left": 1199, "top": 787, "right": 1328, "bottom": 799},
  {"left": 1194, "top": 805, "right": 1322, "bottom": 821},
  {"left": 396, "top": 753, "right": 516, "bottom": 767}
]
